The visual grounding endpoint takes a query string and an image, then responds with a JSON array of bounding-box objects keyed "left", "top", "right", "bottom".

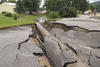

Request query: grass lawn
[{"left": 0, "top": 14, "right": 42, "bottom": 29}]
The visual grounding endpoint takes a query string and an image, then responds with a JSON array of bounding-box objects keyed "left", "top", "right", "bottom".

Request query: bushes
[
  {"left": 48, "top": 11, "right": 60, "bottom": 19},
  {"left": 4, "top": 12, "right": 12, "bottom": 17},
  {"left": 2, "top": 11, "right": 6, "bottom": 14},
  {"left": 47, "top": 7, "right": 77, "bottom": 18},
  {"left": 2, "top": 12, "right": 18, "bottom": 20},
  {"left": 59, "top": 6, "right": 77, "bottom": 17}
]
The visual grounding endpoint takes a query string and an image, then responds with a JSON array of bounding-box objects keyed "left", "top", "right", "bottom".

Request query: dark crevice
[
  {"left": 19, "top": 39, "right": 29, "bottom": 45},
  {"left": 88, "top": 54, "right": 91, "bottom": 66},
  {"left": 65, "top": 43, "right": 78, "bottom": 55},
  {"left": 95, "top": 56, "right": 100, "bottom": 59},
  {"left": 36, "top": 34, "right": 55, "bottom": 67},
  {"left": 34, "top": 22, "right": 100, "bottom": 67},
  {"left": 34, "top": 34, "right": 55, "bottom": 67},
  {"left": 63, "top": 61, "right": 77, "bottom": 67},
  {"left": 88, "top": 50, "right": 92, "bottom": 66},
  {"left": 43, "top": 22, "right": 100, "bottom": 33},
  {"left": 86, "top": 46, "right": 100, "bottom": 49},
  {"left": 39, "top": 43, "right": 55, "bottom": 67},
  {"left": 18, "top": 39, "right": 29, "bottom": 50},
  {"left": 53, "top": 23, "right": 100, "bottom": 32},
  {"left": 34, "top": 23, "right": 78, "bottom": 67},
  {"left": 57, "top": 42, "right": 62, "bottom": 50},
  {"left": 18, "top": 44, "right": 20, "bottom": 50},
  {"left": 43, "top": 23, "right": 72, "bottom": 32},
  {"left": 54, "top": 34, "right": 56, "bottom": 37},
  {"left": 73, "top": 26, "right": 100, "bottom": 32},
  {"left": 33, "top": 53, "right": 44, "bottom": 56},
  {"left": 32, "top": 31, "right": 54, "bottom": 66},
  {"left": 90, "top": 50, "right": 92, "bottom": 56}
]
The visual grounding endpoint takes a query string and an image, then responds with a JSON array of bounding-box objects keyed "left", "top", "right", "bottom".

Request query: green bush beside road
[
  {"left": 59, "top": 6, "right": 77, "bottom": 17},
  {"left": 48, "top": 11, "right": 60, "bottom": 19}
]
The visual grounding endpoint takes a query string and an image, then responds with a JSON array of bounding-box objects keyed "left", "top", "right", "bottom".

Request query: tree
[
  {"left": 23, "top": 0, "right": 40, "bottom": 14},
  {"left": 92, "top": 1, "right": 100, "bottom": 12},
  {"left": 44, "top": 0, "right": 77, "bottom": 17},
  {"left": 88, "top": 3, "right": 95, "bottom": 11},
  {"left": 72, "top": 0, "right": 88, "bottom": 13},
  {"left": 79, "top": 0, "right": 88, "bottom": 13},
  {"left": 15, "top": 0, "right": 24, "bottom": 19},
  {"left": 15, "top": 0, "right": 40, "bottom": 15},
  {"left": 44, "top": 0, "right": 57, "bottom": 11},
  {"left": 72, "top": 0, "right": 79, "bottom": 10},
  {"left": 0, "top": 0, "right": 16, "bottom": 3},
  {"left": 44, "top": 0, "right": 70, "bottom": 11},
  {"left": 15, "top": 0, "right": 24, "bottom": 13},
  {"left": 59, "top": 6, "right": 77, "bottom": 17}
]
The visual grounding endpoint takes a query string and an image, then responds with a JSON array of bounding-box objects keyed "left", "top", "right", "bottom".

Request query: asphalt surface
[
  {"left": 50, "top": 16, "right": 100, "bottom": 67},
  {"left": 0, "top": 15, "right": 100, "bottom": 67},
  {"left": 0, "top": 26, "right": 32, "bottom": 46},
  {"left": 56, "top": 15, "right": 100, "bottom": 31},
  {"left": 50, "top": 28, "right": 100, "bottom": 67},
  {"left": 0, "top": 26, "right": 43, "bottom": 67}
]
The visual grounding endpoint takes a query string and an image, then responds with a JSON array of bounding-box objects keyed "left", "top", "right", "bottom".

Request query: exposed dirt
[{"left": 31, "top": 21, "right": 100, "bottom": 67}]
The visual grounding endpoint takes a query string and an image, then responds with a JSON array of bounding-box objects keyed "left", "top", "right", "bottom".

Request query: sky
[
  {"left": 40, "top": 0, "right": 44, "bottom": 8},
  {"left": 89, "top": 0, "right": 100, "bottom": 3}
]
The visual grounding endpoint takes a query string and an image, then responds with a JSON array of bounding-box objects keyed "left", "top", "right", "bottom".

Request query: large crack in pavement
[
  {"left": 0, "top": 19, "right": 100, "bottom": 67},
  {"left": 0, "top": 37, "right": 52, "bottom": 67},
  {"left": 0, "top": 26, "right": 52, "bottom": 67},
  {"left": 32, "top": 23, "right": 91, "bottom": 67},
  {"left": 42, "top": 22, "right": 100, "bottom": 67}
]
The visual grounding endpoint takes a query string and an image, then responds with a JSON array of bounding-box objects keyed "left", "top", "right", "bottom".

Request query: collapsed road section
[
  {"left": 0, "top": 26, "right": 51, "bottom": 67},
  {"left": 32, "top": 23, "right": 90, "bottom": 67},
  {"left": 37, "top": 21, "right": 100, "bottom": 67},
  {"left": 0, "top": 19, "right": 100, "bottom": 67},
  {"left": 32, "top": 20, "right": 100, "bottom": 67}
]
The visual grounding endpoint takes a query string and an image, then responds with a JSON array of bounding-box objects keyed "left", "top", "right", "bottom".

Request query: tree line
[
  {"left": 0, "top": 0, "right": 95, "bottom": 17},
  {"left": 15, "top": 0, "right": 40, "bottom": 14},
  {"left": 45, "top": 0, "right": 94, "bottom": 13}
]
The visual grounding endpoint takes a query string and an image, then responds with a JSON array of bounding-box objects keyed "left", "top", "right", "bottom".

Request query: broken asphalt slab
[
  {"left": 0, "top": 41, "right": 42, "bottom": 67},
  {"left": 0, "top": 26, "right": 43, "bottom": 67},
  {"left": 48, "top": 19, "right": 100, "bottom": 67}
]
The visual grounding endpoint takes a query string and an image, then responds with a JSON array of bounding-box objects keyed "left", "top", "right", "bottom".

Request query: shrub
[
  {"left": 59, "top": 6, "right": 77, "bottom": 17},
  {"left": 2, "top": 11, "right": 7, "bottom": 14},
  {"left": 13, "top": 14, "right": 17, "bottom": 20},
  {"left": 48, "top": 11, "right": 59, "bottom": 19},
  {"left": 5, "top": 12, "right": 12, "bottom": 17}
]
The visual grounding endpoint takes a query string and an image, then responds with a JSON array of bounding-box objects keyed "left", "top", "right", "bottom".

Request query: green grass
[{"left": 0, "top": 14, "right": 42, "bottom": 28}]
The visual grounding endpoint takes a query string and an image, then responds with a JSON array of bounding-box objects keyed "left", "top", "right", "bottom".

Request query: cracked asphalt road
[
  {"left": 56, "top": 15, "right": 100, "bottom": 31},
  {"left": 0, "top": 26, "right": 31, "bottom": 48},
  {"left": 0, "top": 26, "right": 42, "bottom": 67},
  {"left": 49, "top": 15, "right": 100, "bottom": 67},
  {"left": 0, "top": 15, "right": 100, "bottom": 67}
]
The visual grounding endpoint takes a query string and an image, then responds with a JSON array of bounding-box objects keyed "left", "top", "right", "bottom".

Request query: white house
[{"left": 0, "top": 2, "right": 16, "bottom": 13}]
